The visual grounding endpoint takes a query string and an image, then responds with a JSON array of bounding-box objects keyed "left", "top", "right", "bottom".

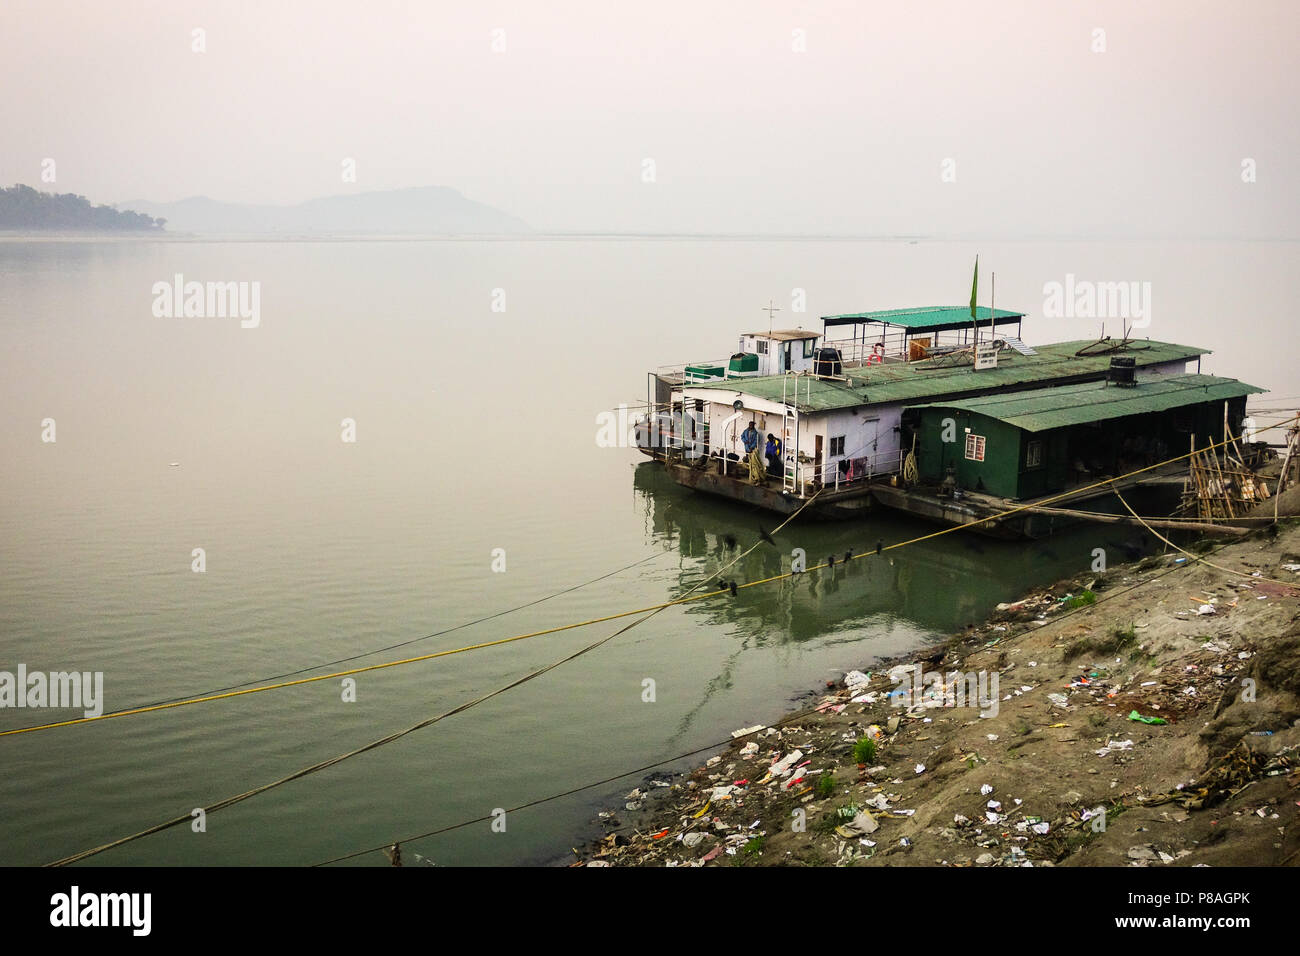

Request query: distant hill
[
  {"left": 0, "top": 184, "right": 164, "bottom": 231},
  {"left": 121, "top": 186, "right": 531, "bottom": 235}
]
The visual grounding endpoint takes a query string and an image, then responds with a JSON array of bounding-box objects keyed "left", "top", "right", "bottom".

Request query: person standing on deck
[
  {"left": 765, "top": 433, "right": 783, "bottom": 479},
  {"left": 741, "top": 420, "right": 764, "bottom": 485}
]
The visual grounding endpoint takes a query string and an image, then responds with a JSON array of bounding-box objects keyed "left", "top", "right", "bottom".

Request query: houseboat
[{"left": 635, "top": 305, "right": 1266, "bottom": 536}]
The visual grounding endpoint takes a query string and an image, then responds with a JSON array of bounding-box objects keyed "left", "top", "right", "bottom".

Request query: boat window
[
  {"left": 829, "top": 436, "right": 846, "bottom": 456},
  {"left": 757, "top": 340, "right": 768, "bottom": 354},
  {"left": 803, "top": 339, "right": 815, "bottom": 359},
  {"left": 1026, "top": 440, "right": 1043, "bottom": 469}
]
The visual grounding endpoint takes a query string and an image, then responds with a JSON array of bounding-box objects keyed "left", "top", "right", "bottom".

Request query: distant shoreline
[{"left": 2, "top": 232, "right": 1294, "bottom": 243}]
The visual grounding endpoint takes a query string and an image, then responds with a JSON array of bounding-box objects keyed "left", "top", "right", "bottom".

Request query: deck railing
[
  {"left": 637, "top": 406, "right": 906, "bottom": 496},
  {"left": 822, "top": 328, "right": 990, "bottom": 366}
]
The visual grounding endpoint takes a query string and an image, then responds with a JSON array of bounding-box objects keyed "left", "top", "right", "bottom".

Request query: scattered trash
[
  {"left": 844, "top": 670, "right": 871, "bottom": 692},
  {"left": 834, "top": 811, "right": 879, "bottom": 839},
  {"left": 1128, "top": 710, "right": 1168, "bottom": 725},
  {"left": 1095, "top": 739, "right": 1135, "bottom": 756},
  {"left": 769, "top": 750, "right": 804, "bottom": 776}
]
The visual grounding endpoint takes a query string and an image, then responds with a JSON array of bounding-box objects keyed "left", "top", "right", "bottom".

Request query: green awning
[{"left": 821, "top": 305, "right": 1025, "bottom": 331}]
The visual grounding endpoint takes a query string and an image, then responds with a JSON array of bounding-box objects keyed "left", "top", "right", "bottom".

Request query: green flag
[{"left": 970, "top": 255, "right": 979, "bottom": 319}]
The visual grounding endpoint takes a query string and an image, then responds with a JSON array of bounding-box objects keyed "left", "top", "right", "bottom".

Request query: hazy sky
[{"left": 3, "top": 0, "right": 1296, "bottom": 235}]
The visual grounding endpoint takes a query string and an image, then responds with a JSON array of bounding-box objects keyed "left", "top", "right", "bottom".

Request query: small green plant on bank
[
  {"left": 854, "top": 737, "right": 877, "bottom": 764},
  {"left": 1064, "top": 590, "right": 1097, "bottom": 610},
  {"left": 815, "top": 772, "right": 835, "bottom": 799}
]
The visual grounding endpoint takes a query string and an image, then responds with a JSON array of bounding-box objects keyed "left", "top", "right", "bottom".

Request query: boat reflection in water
[{"left": 631, "top": 460, "right": 1158, "bottom": 645}]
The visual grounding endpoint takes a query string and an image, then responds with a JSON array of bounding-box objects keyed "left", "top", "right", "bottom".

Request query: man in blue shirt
[
  {"left": 765, "top": 433, "right": 783, "bottom": 478},
  {"left": 741, "top": 421, "right": 759, "bottom": 455}
]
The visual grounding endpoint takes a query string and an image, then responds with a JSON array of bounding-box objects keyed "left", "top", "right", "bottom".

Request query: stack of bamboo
[{"left": 1179, "top": 431, "right": 1272, "bottom": 522}]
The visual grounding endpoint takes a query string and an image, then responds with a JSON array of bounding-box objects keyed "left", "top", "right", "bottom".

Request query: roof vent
[{"left": 1108, "top": 356, "right": 1137, "bottom": 388}]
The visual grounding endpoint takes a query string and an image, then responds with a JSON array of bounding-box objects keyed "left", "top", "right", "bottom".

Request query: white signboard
[{"left": 974, "top": 343, "right": 999, "bottom": 370}]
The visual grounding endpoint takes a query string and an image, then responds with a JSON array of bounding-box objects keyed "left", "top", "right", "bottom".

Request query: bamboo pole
[{"left": 1008, "top": 504, "right": 1247, "bottom": 537}]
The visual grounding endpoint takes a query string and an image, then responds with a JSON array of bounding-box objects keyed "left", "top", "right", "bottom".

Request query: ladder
[{"left": 1002, "top": 336, "right": 1037, "bottom": 356}]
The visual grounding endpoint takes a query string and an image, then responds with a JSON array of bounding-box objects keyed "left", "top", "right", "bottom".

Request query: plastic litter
[
  {"left": 1095, "top": 738, "right": 1135, "bottom": 756},
  {"left": 769, "top": 750, "right": 804, "bottom": 776},
  {"left": 834, "top": 810, "right": 879, "bottom": 838}
]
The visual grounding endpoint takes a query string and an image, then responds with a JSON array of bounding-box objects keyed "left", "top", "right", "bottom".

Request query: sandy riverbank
[{"left": 582, "top": 522, "right": 1300, "bottom": 867}]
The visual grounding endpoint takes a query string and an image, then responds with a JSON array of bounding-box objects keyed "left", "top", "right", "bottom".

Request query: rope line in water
[
  {"left": 44, "top": 492, "right": 824, "bottom": 866},
  {"left": 8, "top": 416, "right": 1295, "bottom": 741}
]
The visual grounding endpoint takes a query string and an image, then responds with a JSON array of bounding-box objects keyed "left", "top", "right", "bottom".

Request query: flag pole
[{"left": 990, "top": 271, "right": 995, "bottom": 342}]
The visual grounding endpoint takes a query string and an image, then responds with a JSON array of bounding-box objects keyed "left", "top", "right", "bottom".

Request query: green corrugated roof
[
  {"left": 908, "top": 374, "right": 1264, "bottom": 432},
  {"left": 821, "top": 305, "right": 1025, "bottom": 330},
  {"left": 682, "top": 339, "right": 1208, "bottom": 412}
]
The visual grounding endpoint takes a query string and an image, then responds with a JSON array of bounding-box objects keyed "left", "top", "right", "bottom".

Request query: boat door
[
  {"left": 814, "top": 434, "right": 824, "bottom": 486},
  {"left": 861, "top": 418, "right": 879, "bottom": 476}
]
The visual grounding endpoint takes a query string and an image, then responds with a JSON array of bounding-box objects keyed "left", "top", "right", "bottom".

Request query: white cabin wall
[
  {"left": 741, "top": 335, "right": 777, "bottom": 376},
  {"left": 739, "top": 334, "right": 818, "bottom": 377},
  {"left": 817, "top": 405, "right": 905, "bottom": 476},
  {"left": 705, "top": 401, "right": 787, "bottom": 458},
  {"left": 873, "top": 406, "right": 904, "bottom": 469},
  {"left": 788, "top": 339, "right": 816, "bottom": 374}
]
